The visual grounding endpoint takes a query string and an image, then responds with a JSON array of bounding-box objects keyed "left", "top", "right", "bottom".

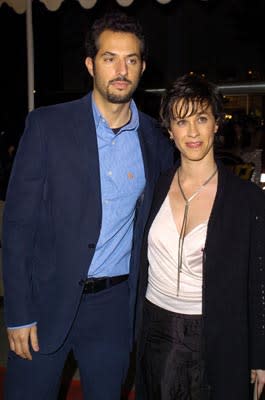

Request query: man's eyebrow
[
  {"left": 101, "top": 51, "right": 116, "bottom": 56},
  {"left": 126, "top": 53, "right": 140, "bottom": 58},
  {"left": 100, "top": 51, "right": 140, "bottom": 58}
]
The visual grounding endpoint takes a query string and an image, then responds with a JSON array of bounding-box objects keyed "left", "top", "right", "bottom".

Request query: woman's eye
[
  {"left": 198, "top": 116, "right": 207, "bottom": 123},
  {"left": 176, "top": 120, "right": 186, "bottom": 126}
]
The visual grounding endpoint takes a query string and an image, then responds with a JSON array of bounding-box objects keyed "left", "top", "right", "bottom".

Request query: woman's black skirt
[{"left": 140, "top": 299, "right": 207, "bottom": 400}]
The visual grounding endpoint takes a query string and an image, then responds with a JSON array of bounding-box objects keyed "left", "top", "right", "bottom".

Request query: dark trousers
[
  {"left": 140, "top": 299, "right": 205, "bottom": 400},
  {"left": 4, "top": 281, "right": 130, "bottom": 400}
]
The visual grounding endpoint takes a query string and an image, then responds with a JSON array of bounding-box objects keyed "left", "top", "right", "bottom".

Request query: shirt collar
[{"left": 92, "top": 97, "right": 139, "bottom": 134}]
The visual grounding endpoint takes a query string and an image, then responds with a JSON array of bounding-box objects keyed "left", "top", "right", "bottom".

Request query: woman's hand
[{"left": 251, "top": 369, "right": 265, "bottom": 399}]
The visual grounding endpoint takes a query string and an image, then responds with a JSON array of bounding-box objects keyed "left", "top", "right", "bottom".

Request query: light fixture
[{"left": 260, "top": 173, "right": 265, "bottom": 183}]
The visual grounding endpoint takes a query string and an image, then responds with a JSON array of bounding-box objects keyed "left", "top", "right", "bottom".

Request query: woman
[{"left": 136, "top": 74, "right": 265, "bottom": 400}]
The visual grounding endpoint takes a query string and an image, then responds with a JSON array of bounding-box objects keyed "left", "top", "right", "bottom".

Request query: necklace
[{"left": 176, "top": 166, "right": 217, "bottom": 295}]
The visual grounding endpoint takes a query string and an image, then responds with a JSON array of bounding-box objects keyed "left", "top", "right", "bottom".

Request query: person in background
[
  {"left": 136, "top": 74, "right": 265, "bottom": 400},
  {"left": 2, "top": 12, "right": 174, "bottom": 400},
  {"left": 241, "top": 120, "right": 265, "bottom": 186},
  {"left": 0, "top": 132, "right": 16, "bottom": 201}
]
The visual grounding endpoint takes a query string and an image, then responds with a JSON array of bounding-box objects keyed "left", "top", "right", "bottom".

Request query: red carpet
[
  {"left": 0, "top": 367, "right": 5, "bottom": 400},
  {"left": 0, "top": 366, "right": 135, "bottom": 400}
]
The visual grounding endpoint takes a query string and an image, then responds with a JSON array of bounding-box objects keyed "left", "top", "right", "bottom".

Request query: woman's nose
[{"left": 187, "top": 122, "right": 199, "bottom": 137}]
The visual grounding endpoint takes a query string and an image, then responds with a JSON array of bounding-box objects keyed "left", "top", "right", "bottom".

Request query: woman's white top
[{"left": 146, "top": 195, "right": 207, "bottom": 315}]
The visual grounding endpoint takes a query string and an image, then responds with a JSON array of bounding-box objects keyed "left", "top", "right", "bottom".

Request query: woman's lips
[{"left": 186, "top": 141, "right": 202, "bottom": 148}]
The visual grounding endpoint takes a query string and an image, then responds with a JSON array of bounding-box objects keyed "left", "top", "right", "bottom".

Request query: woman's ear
[
  {"left": 168, "top": 130, "right": 174, "bottom": 140},
  {"left": 214, "top": 122, "right": 219, "bottom": 134}
]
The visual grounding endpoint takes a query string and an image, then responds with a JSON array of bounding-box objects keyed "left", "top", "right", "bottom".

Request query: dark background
[{"left": 1, "top": 0, "right": 265, "bottom": 145}]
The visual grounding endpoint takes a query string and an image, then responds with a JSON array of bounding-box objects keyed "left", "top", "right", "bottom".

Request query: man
[{"left": 3, "top": 12, "right": 174, "bottom": 400}]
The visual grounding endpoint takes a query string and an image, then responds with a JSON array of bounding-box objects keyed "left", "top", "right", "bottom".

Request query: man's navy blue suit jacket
[{"left": 2, "top": 93, "right": 174, "bottom": 354}]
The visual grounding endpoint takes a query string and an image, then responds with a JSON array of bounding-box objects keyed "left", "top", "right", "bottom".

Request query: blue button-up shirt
[{"left": 88, "top": 99, "right": 146, "bottom": 277}]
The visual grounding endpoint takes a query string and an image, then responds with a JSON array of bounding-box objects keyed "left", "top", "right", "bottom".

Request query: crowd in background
[{"left": 216, "top": 113, "right": 265, "bottom": 185}]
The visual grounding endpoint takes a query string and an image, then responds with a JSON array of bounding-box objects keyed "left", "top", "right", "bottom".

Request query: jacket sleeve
[
  {"left": 2, "top": 110, "right": 46, "bottom": 327},
  {"left": 249, "top": 188, "right": 265, "bottom": 369}
]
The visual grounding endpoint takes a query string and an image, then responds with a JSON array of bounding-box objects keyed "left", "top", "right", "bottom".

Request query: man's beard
[
  {"left": 106, "top": 89, "right": 134, "bottom": 104},
  {"left": 106, "top": 76, "right": 137, "bottom": 104}
]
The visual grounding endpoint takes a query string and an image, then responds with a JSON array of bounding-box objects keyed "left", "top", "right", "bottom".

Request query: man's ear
[
  {"left": 85, "top": 57, "right": 94, "bottom": 77},
  {"left": 141, "top": 61, "right": 146, "bottom": 75}
]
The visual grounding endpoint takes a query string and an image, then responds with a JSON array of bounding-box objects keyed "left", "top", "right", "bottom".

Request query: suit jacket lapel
[
  {"left": 137, "top": 119, "right": 152, "bottom": 185},
  {"left": 136, "top": 113, "right": 158, "bottom": 215},
  {"left": 147, "top": 165, "right": 178, "bottom": 231},
  {"left": 72, "top": 93, "right": 102, "bottom": 231}
]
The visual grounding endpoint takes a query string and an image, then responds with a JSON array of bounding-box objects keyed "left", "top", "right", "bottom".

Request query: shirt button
[
  {"left": 88, "top": 243, "right": 95, "bottom": 249},
  {"left": 107, "top": 171, "right": 112, "bottom": 176},
  {"left": 112, "top": 141, "right": 115, "bottom": 145}
]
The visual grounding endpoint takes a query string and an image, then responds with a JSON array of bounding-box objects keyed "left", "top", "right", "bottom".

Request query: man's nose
[{"left": 116, "top": 59, "right": 128, "bottom": 76}]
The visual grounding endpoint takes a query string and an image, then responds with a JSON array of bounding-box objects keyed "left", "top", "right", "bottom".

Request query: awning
[{"left": 0, "top": 0, "right": 173, "bottom": 14}]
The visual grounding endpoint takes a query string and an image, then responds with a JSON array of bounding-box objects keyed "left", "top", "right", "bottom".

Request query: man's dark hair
[
  {"left": 160, "top": 74, "right": 224, "bottom": 129},
  {"left": 85, "top": 11, "right": 146, "bottom": 61}
]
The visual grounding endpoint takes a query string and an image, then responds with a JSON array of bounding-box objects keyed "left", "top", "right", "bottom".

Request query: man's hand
[
  {"left": 251, "top": 369, "right": 265, "bottom": 399},
  {"left": 7, "top": 325, "right": 39, "bottom": 360}
]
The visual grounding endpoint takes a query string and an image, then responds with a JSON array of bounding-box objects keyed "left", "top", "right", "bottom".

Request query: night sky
[{"left": 1, "top": 0, "right": 265, "bottom": 143}]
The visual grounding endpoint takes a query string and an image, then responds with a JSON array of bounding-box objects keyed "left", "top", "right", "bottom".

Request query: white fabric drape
[
  {"left": 0, "top": 0, "right": 27, "bottom": 13},
  {"left": 0, "top": 0, "right": 99, "bottom": 13},
  {"left": 0, "top": 0, "right": 173, "bottom": 12},
  {"left": 116, "top": 0, "right": 134, "bottom": 6}
]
